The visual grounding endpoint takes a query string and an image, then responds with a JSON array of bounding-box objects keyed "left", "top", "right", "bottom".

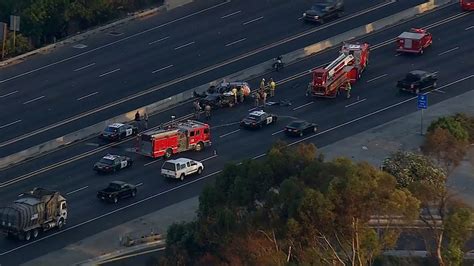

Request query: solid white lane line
[
  {"left": 366, "top": 74, "right": 388, "bottom": 83},
  {"left": 174, "top": 42, "right": 195, "bottom": 50},
  {"left": 144, "top": 159, "right": 162, "bottom": 167},
  {"left": 0, "top": 90, "right": 19, "bottom": 98},
  {"left": 0, "top": 1, "right": 231, "bottom": 84},
  {"left": 243, "top": 16, "right": 263, "bottom": 25},
  {"left": 252, "top": 153, "right": 266, "bottom": 160},
  {"left": 0, "top": 120, "right": 22, "bottom": 129},
  {"left": 219, "top": 129, "right": 240, "bottom": 138},
  {"left": 73, "top": 63, "right": 96, "bottom": 72},
  {"left": 135, "top": 183, "right": 143, "bottom": 187},
  {"left": 438, "top": 47, "right": 459, "bottom": 56},
  {"left": 0, "top": 170, "right": 223, "bottom": 256},
  {"left": 148, "top": 36, "right": 170, "bottom": 45},
  {"left": 225, "top": 38, "right": 246, "bottom": 47},
  {"left": 345, "top": 98, "right": 367, "bottom": 108},
  {"left": 292, "top": 101, "right": 314, "bottom": 110},
  {"left": 288, "top": 74, "right": 474, "bottom": 148},
  {"left": 99, "top": 68, "right": 121, "bottom": 77},
  {"left": 201, "top": 155, "right": 218, "bottom": 162},
  {"left": 66, "top": 186, "right": 88, "bottom": 195},
  {"left": 465, "top": 25, "right": 474, "bottom": 30},
  {"left": 23, "top": 96, "right": 45, "bottom": 105},
  {"left": 272, "top": 129, "right": 284, "bottom": 136},
  {"left": 152, "top": 64, "right": 174, "bottom": 73},
  {"left": 77, "top": 92, "right": 99, "bottom": 101},
  {"left": 221, "top": 10, "right": 241, "bottom": 19}
]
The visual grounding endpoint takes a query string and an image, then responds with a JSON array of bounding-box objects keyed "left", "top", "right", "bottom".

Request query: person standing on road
[
  {"left": 269, "top": 78, "right": 276, "bottom": 97},
  {"left": 262, "top": 91, "right": 267, "bottom": 107},
  {"left": 193, "top": 100, "right": 201, "bottom": 119},
  {"left": 346, "top": 81, "right": 352, "bottom": 99},
  {"left": 134, "top": 111, "right": 141, "bottom": 121},
  {"left": 260, "top": 78, "right": 266, "bottom": 90},
  {"left": 205, "top": 104, "right": 211, "bottom": 120},
  {"left": 144, "top": 113, "right": 149, "bottom": 129},
  {"left": 231, "top": 87, "right": 238, "bottom": 105},
  {"left": 237, "top": 88, "right": 244, "bottom": 103},
  {"left": 254, "top": 92, "right": 260, "bottom": 107}
]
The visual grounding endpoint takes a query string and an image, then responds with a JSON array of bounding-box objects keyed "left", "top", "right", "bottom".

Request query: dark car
[
  {"left": 94, "top": 154, "right": 133, "bottom": 173},
  {"left": 240, "top": 110, "right": 278, "bottom": 129},
  {"left": 397, "top": 70, "right": 437, "bottom": 94},
  {"left": 100, "top": 123, "right": 138, "bottom": 141},
  {"left": 303, "top": 0, "right": 344, "bottom": 24},
  {"left": 194, "top": 81, "right": 251, "bottom": 108},
  {"left": 199, "top": 93, "right": 234, "bottom": 109},
  {"left": 97, "top": 181, "right": 137, "bottom": 203},
  {"left": 285, "top": 120, "right": 318, "bottom": 137}
]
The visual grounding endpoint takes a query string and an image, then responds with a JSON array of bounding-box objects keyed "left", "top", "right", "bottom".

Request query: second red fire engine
[
  {"left": 136, "top": 120, "right": 211, "bottom": 159},
  {"left": 308, "top": 42, "right": 370, "bottom": 98}
]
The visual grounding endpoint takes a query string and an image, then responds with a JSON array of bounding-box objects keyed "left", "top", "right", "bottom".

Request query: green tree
[{"left": 428, "top": 116, "right": 469, "bottom": 142}]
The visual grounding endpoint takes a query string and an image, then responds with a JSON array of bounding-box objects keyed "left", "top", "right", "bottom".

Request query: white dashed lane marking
[
  {"left": 221, "top": 10, "right": 241, "bottom": 19},
  {"left": 77, "top": 92, "right": 99, "bottom": 101},
  {"left": 0, "top": 120, "right": 22, "bottom": 129},
  {"left": 0, "top": 90, "right": 19, "bottom": 98},
  {"left": 243, "top": 16, "right": 263, "bottom": 25},
  {"left": 23, "top": 96, "right": 45, "bottom": 105},
  {"left": 99, "top": 68, "right": 121, "bottom": 77}
]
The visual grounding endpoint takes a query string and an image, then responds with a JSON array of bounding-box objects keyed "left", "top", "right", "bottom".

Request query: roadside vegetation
[
  {"left": 0, "top": 0, "right": 164, "bottom": 57},
  {"left": 157, "top": 113, "right": 474, "bottom": 266}
]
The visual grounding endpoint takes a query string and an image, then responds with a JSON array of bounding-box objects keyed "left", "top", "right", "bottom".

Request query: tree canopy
[{"left": 162, "top": 143, "right": 420, "bottom": 265}]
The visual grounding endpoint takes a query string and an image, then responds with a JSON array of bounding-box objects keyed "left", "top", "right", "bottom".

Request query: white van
[{"left": 161, "top": 158, "right": 204, "bottom": 181}]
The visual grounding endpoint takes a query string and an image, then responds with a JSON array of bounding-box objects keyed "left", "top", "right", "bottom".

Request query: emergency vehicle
[
  {"left": 308, "top": 42, "right": 369, "bottom": 98},
  {"left": 460, "top": 0, "right": 474, "bottom": 10},
  {"left": 136, "top": 120, "right": 211, "bottom": 159},
  {"left": 396, "top": 28, "right": 432, "bottom": 54}
]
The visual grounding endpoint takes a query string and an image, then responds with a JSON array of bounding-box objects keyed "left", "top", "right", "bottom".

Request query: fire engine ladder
[{"left": 325, "top": 53, "right": 355, "bottom": 78}]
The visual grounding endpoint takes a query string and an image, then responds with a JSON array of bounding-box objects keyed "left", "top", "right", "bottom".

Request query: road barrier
[{"left": 0, "top": 0, "right": 452, "bottom": 169}]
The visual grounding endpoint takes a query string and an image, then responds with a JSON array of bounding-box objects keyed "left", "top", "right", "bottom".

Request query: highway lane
[
  {"left": 0, "top": 0, "right": 427, "bottom": 157},
  {"left": 0, "top": 7, "right": 472, "bottom": 265}
]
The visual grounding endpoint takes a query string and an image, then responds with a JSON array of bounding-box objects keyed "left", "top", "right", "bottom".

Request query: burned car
[{"left": 194, "top": 81, "right": 251, "bottom": 108}]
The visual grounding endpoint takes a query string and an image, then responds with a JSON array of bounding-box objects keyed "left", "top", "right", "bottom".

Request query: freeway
[
  {"left": 0, "top": 0, "right": 426, "bottom": 157},
  {"left": 0, "top": 5, "right": 473, "bottom": 265}
]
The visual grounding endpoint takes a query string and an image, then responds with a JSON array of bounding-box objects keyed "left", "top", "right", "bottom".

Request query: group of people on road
[
  {"left": 135, "top": 111, "right": 149, "bottom": 129},
  {"left": 193, "top": 100, "right": 212, "bottom": 120},
  {"left": 254, "top": 77, "right": 276, "bottom": 107}
]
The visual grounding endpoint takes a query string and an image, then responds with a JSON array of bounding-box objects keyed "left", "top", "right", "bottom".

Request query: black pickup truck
[
  {"left": 97, "top": 181, "right": 137, "bottom": 203},
  {"left": 397, "top": 70, "right": 438, "bottom": 94},
  {"left": 303, "top": 0, "right": 344, "bottom": 24}
]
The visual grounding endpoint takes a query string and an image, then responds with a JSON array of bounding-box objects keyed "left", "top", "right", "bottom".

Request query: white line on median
[
  {"left": 225, "top": 38, "right": 246, "bottom": 47},
  {"left": 438, "top": 47, "right": 459, "bottom": 56},
  {"left": 0, "top": 90, "right": 19, "bottom": 98},
  {"left": 152, "top": 65, "right": 174, "bottom": 73},
  {"left": 366, "top": 74, "right": 388, "bottom": 83},
  {"left": 221, "top": 10, "right": 241, "bottom": 19},
  {"left": 292, "top": 101, "right": 314, "bottom": 110},
  {"left": 272, "top": 129, "right": 284, "bottom": 136},
  {"left": 23, "top": 96, "right": 45, "bottom": 105},
  {"left": 77, "top": 92, "right": 99, "bottom": 101},
  {"left": 345, "top": 98, "right": 367, "bottom": 108},
  {"left": 148, "top": 36, "right": 170, "bottom": 45},
  {"left": 201, "top": 154, "right": 218, "bottom": 162},
  {"left": 73, "top": 63, "right": 96, "bottom": 72},
  {"left": 0, "top": 120, "right": 22, "bottom": 129},
  {"left": 174, "top": 42, "right": 195, "bottom": 50},
  {"left": 243, "top": 16, "right": 263, "bottom": 25},
  {"left": 99, "top": 68, "right": 121, "bottom": 77},
  {"left": 219, "top": 129, "right": 240, "bottom": 138},
  {"left": 66, "top": 186, "right": 89, "bottom": 195},
  {"left": 465, "top": 25, "right": 474, "bottom": 30}
]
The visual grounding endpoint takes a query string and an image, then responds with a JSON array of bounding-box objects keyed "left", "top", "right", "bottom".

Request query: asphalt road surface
[
  {"left": 0, "top": 0, "right": 425, "bottom": 157},
  {"left": 0, "top": 4, "right": 472, "bottom": 265}
]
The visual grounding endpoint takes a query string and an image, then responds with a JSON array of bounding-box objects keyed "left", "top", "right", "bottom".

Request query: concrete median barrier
[{"left": 0, "top": 0, "right": 452, "bottom": 169}]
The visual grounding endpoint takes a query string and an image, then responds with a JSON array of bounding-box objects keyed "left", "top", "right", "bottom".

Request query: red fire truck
[
  {"left": 460, "top": 0, "right": 474, "bottom": 10},
  {"left": 136, "top": 120, "right": 211, "bottom": 159},
  {"left": 308, "top": 42, "right": 369, "bottom": 98},
  {"left": 396, "top": 28, "right": 432, "bottom": 54}
]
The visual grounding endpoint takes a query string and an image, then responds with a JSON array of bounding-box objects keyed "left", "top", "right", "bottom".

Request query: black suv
[
  {"left": 303, "top": 0, "right": 344, "bottom": 24},
  {"left": 97, "top": 181, "right": 137, "bottom": 203},
  {"left": 397, "top": 70, "right": 438, "bottom": 94}
]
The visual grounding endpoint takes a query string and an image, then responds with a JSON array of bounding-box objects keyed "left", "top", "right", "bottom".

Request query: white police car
[
  {"left": 94, "top": 154, "right": 134, "bottom": 173},
  {"left": 100, "top": 123, "right": 138, "bottom": 141},
  {"left": 240, "top": 110, "right": 278, "bottom": 129}
]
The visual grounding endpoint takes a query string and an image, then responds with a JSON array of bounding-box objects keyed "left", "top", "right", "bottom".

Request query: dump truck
[{"left": 0, "top": 188, "right": 68, "bottom": 241}]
